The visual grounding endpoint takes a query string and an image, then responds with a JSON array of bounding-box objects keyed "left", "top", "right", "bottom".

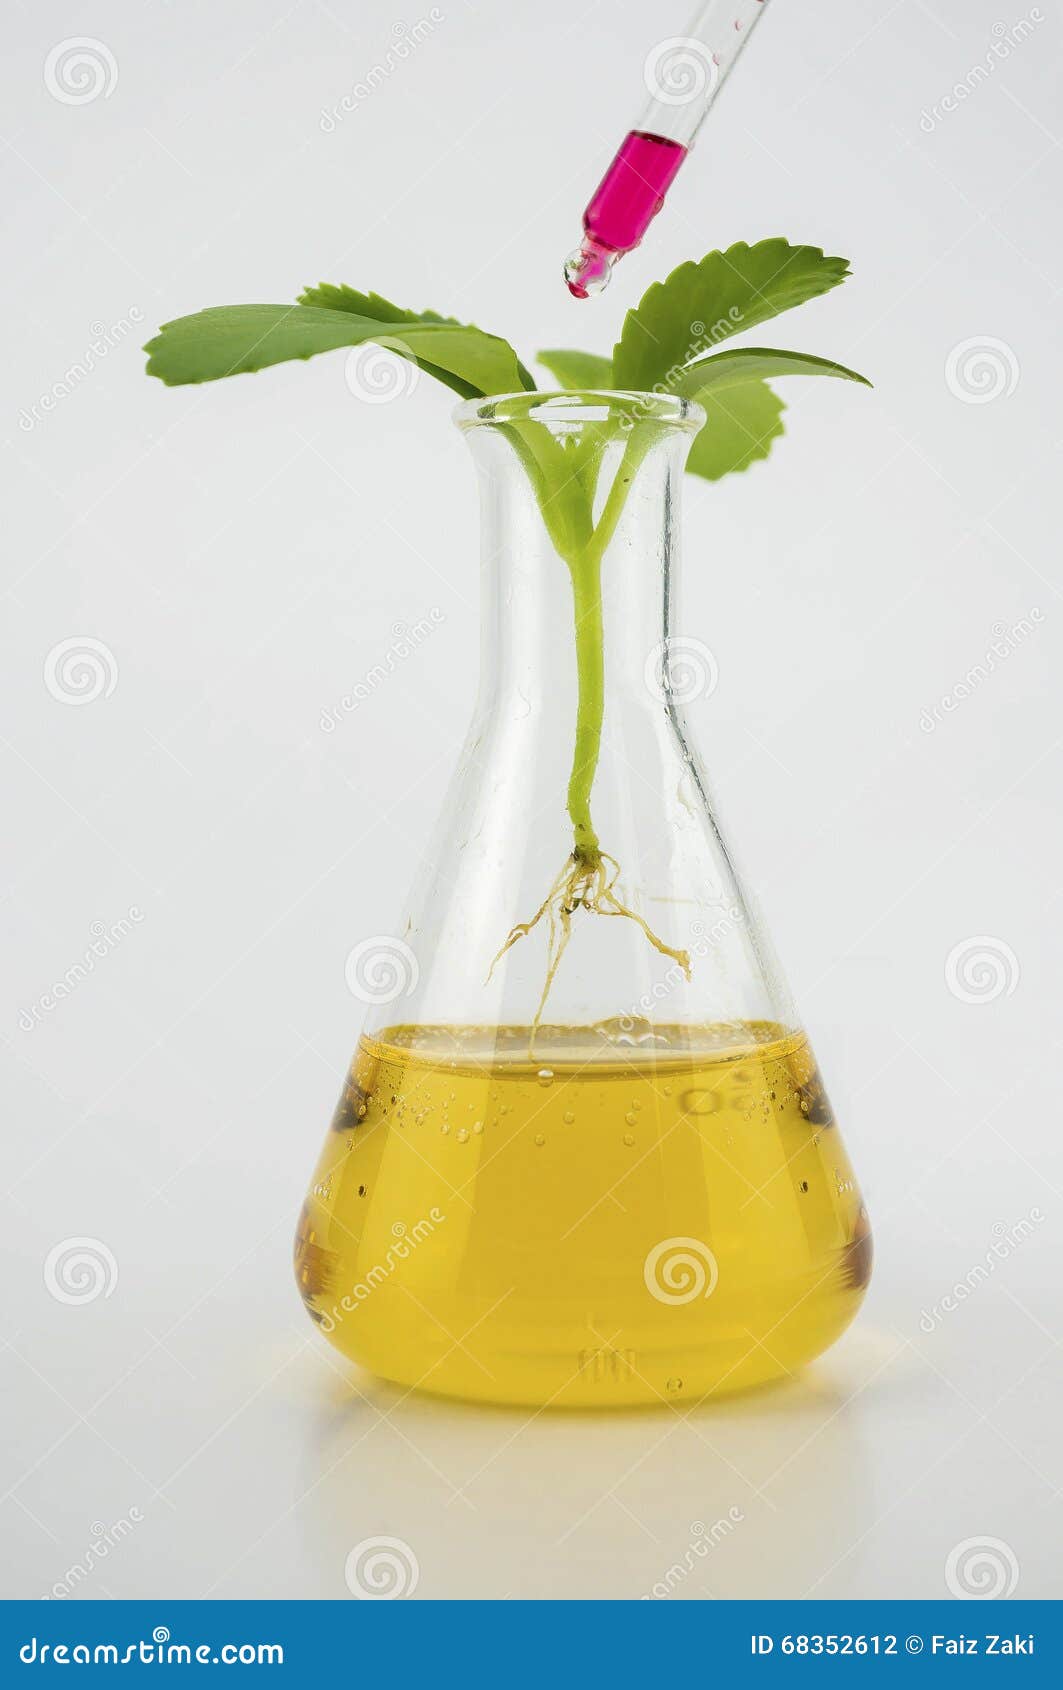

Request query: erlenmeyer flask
[{"left": 295, "top": 391, "right": 871, "bottom": 1408}]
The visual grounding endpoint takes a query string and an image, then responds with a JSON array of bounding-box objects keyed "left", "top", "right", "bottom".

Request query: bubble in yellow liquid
[{"left": 295, "top": 1023, "right": 871, "bottom": 1408}]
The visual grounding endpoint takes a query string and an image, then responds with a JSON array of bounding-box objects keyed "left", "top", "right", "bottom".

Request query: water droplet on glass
[
  {"left": 457, "top": 1128, "right": 469, "bottom": 1144},
  {"left": 667, "top": 1376, "right": 683, "bottom": 1394},
  {"left": 473, "top": 1121, "right": 484, "bottom": 1136},
  {"left": 563, "top": 1110, "right": 575, "bottom": 1124},
  {"left": 625, "top": 1109, "right": 637, "bottom": 1126},
  {"left": 623, "top": 1132, "right": 635, "bottom": 1147},
  {"left": 534, "top": 1133, "right": 546, "bottom": 1146},
  {"left": 537, "top": 1068, "right": 554, "bottom": 1088}
]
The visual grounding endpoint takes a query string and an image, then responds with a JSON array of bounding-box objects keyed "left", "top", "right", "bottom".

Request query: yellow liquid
[{"left": 295, "top": 1023, "right": 871, "bottom": 1408}]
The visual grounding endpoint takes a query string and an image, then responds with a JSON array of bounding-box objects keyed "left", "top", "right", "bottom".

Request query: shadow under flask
[{"left": 295, "top": 391, "right": 872, "bottom": 1409}]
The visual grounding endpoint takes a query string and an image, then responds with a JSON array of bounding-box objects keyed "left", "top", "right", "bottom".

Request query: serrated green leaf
[
  {"left": 297, "top": 282, "right": 460, "bottom": 327},
  {"left": 679, "top": 346, "right": 871, "bottom": 398},
  {"left": 300, "top": 282, "right": 538, "bottom": 394},
  {"left": 685, "top": 382, "right": 787, "bottom": 482},
  {"left": 613, "top": 239, "right": 852, "bottom": 392},
  {"left": 295, "top": 288, "right": 473, "bottom": 400},
  {"left": 144, "top": 303, "right": 533, "bottom": 398},
  {"left": 298, "top": 286, "right": 475, "bottom": 400},
  {"left": 536, "top": 349, "right": 614, "bottom": 391}
]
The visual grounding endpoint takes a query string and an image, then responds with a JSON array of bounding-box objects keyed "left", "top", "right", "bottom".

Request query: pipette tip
[{"left": 564, "top": 236, "right": 618, "bottom": 299}]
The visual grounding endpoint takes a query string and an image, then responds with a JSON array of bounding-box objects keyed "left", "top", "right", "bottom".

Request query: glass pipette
[{"left": 565, "top": 0, "right": 772, "bottom": 298}]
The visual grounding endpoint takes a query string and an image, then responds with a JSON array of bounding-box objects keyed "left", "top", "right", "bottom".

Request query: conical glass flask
[{"left": 295, "top": 391, "right": 871, "bottom": 1408}]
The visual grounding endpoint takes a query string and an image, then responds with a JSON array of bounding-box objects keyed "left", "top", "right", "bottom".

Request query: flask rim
[{"left": 453, "top": 389, "right": 706, "bottom": 432}]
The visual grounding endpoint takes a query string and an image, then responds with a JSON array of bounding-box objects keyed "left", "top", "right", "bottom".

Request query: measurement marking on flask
[{"left": 578, "top": 1344, "right": 637, "bottom": 1383}]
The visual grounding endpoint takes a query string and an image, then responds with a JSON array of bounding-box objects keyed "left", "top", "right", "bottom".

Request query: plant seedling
[{"left": 146, "top": 239, "right": 870, "bottom": 1016}]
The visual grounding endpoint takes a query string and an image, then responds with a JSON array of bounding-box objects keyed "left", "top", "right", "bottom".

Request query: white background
[{"left": 2, "top": 0, "right": 1061, "bottom": 1600}]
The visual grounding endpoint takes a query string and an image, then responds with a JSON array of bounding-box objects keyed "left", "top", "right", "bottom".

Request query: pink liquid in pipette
[{"left": 566, "top": 131, "right": 687, "bottom": 299}]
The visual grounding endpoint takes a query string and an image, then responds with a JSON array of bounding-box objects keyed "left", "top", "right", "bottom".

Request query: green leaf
[
  {"left": 536, "top": 349, "right": 614, "bottom": 391},
  {"left": 685, "top": 382, "right": 787, "bottom": 482},
  {"left": 678, "top": 345, "right": 870, "bottom": 398},
  {"left": 679, "top": 347, "right": 868, "bottom": 482},
  {"left": 144, "top": 303, "right": 533, "bottom": 398},
  {"left": 300, "top": 282, "right": 538, "bottom": 394},
  {"left": 297, "top": 282, "right": 459, "bottom": 326},
  {"left": 613, "top": 238, "right": 852, "bottom": 392}
]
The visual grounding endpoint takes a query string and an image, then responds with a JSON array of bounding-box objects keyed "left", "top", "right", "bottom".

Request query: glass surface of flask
[{"left": 295, "top": 391, "right": 871, "bottom": 1408}]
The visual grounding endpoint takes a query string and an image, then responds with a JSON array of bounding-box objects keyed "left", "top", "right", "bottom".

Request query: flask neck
[{"left": 459, "top": 395, "right": 700, "bottom": 708}]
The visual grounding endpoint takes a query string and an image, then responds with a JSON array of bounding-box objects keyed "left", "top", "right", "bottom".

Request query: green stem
[
  {"left": 566, "top": 546, "right": 604, "bottom": 861},
  {"left": 505, "top": 420, "right": 658, "bottom": 864},
  {"left": 561, "top": 431, "right": 654, "bottom": 861}
]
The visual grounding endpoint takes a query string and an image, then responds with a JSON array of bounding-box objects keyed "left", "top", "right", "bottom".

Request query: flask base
[
  {"left": 308, "top": 1281, "right": 869, "bottom": 1410},
  {"left": 295, "top": 1022, "right": 872, "bottom": 1410}
]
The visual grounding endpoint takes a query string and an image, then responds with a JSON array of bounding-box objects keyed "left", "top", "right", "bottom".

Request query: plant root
[{"left": 488, "top": 849, "right": 691, "bottom": 1039}]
